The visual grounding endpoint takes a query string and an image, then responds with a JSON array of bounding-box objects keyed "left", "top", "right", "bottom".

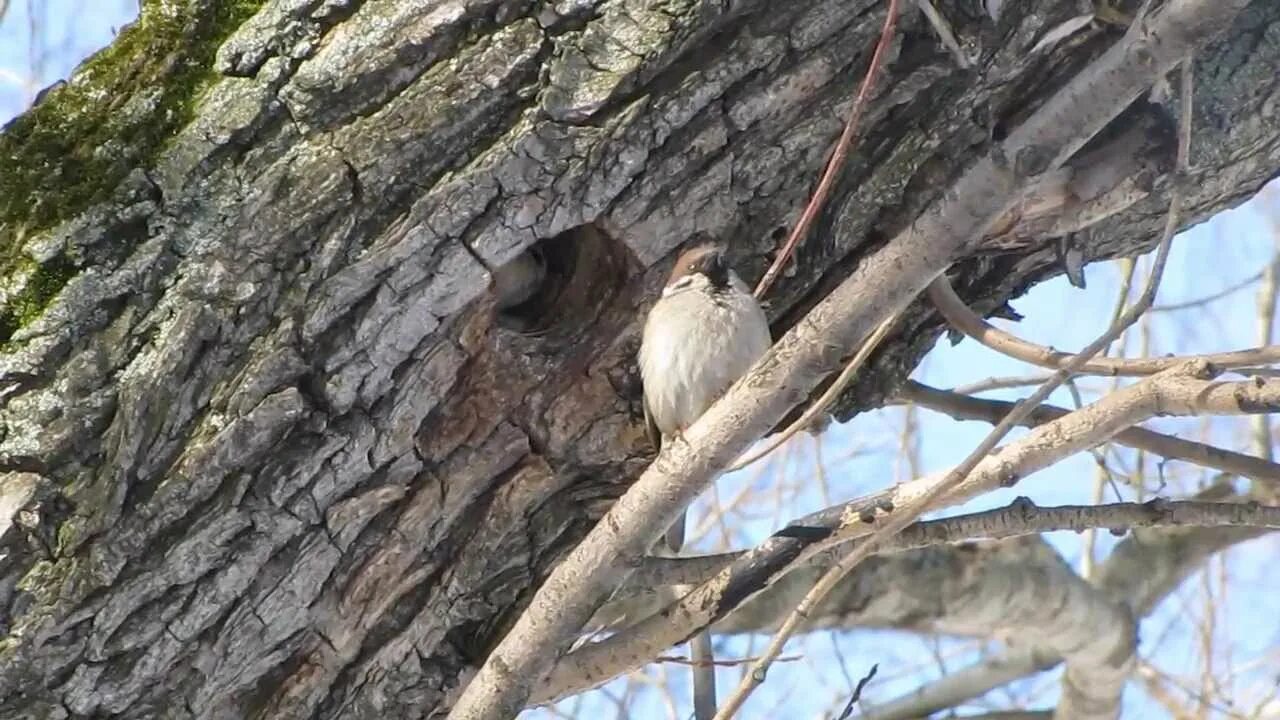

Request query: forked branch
[{"left": 446, "top": 2, "right": 1253, "bottom": 717}]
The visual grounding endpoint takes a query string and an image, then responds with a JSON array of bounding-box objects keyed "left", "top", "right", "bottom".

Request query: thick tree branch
[
  {"left": 854, "top": 650, "right": 1054, "bottom": 720},
  {"left": 546, "top": 498, "right": 1280, "bottom": 704},
  {"left": 535, "top": 365, "right": 1280, "bottom": 701},
  {"left": 448, "top": 3, "right": 1252, "bottom": 716},
  {"left": 857, "top": 485, "right": 1268, "bottom": 720},
  {"left": 611, "top": 495, "right": 1276, "bottom": 613}
]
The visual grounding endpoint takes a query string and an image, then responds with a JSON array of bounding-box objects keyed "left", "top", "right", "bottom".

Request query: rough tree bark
[{"left": 0, "top": 0, "right": 1277, "bottom": 718}]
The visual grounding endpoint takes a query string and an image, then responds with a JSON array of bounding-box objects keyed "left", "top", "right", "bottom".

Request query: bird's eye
[{"left": 688, "top": 264, "right": 696, "bottom": 271}]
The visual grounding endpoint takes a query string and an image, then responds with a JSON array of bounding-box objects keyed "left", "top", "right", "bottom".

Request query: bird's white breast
[{"left": 639, "top": 276, "right": 771, "bottom": 437}]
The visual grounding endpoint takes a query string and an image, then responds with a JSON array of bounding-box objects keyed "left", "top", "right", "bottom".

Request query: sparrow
[{"left": 639, "top": 242, "right": 772, "bottom": 553}]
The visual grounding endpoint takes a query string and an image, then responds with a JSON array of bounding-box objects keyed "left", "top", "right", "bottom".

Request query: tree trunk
[{"left": 0, "top": 0, "right": 1277, "bottom": 717}]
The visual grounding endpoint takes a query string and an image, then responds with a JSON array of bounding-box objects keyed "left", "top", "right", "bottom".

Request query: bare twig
[
  {"left": 726, "top": 309, "right": 905, "bottom": 472},
  {"left": 896, "top": 381, "right": 1280, "bottom": 486},
  {"left": 833, "top": 652, "right": 1051, "bottom": 720},
  {"left": 928, "top": 277, "right": 1280, "bottom": 376},
  {"left": 915, "top": 0, "right": 971, "bottom": 68},
  {"left": 753, "top": 0, "right": 900, "bottom": 299},
  {"left": 1137, "top": 661, "right": 1249, "bottom": 719},
  {"left": 691, "top": 632, "right": 717, "bottom": 720},
  {"left": 836, "top": 664, "right": 879, "bottom": 720},
  {"left": 1105, "top": 257, "right": 1139, "bottom": 353},
  {"left": 1149, "top": 252, "right": 1279, "bottom": 312},
  {"left": 1137, "top": 662, "right": 1206, "bottom": 719},
  {"left": 951, "top": 373, "right": 1059, "bottom": 394},
  {"left": 1254, "top": 241, "right": 1278, "bottom": 461}
]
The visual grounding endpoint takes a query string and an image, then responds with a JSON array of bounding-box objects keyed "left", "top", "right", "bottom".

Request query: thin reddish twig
[{"left": 753, "top": 0, "right": 901, "bottom": 299}]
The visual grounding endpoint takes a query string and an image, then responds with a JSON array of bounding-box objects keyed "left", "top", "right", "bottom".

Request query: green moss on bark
[
  {"left": 0, "top": 0, "right": 263, "bottom": 342},
  {"left": 0, "top": 254, "right": 77, "bottom": 343},
  {"left": 14, "top": 559, "right": 72, "bottom": 607}
]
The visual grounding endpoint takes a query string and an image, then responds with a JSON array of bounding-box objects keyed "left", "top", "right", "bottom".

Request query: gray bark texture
[{"left": 0, "top": 0, "right": 1277, "bottom": 718}]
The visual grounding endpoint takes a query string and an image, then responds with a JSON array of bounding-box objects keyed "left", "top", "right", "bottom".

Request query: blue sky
[
  {"left": 0, "top": 0, "right": 136, "bottom": 121},
  {"left": 4, "top": 3, "right": 1277, "bottom": 718}
]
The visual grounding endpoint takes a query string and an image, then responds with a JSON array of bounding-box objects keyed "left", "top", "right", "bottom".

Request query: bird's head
[{"left": 663, "top": 242, "right": 731, "bottom": 297}]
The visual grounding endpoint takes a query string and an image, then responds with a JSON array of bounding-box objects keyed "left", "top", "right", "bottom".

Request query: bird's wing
[{"left": 642, "top": 398, "right": 685, "bottom": 551}]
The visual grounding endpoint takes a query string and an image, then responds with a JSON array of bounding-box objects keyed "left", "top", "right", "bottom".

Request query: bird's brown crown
[{"left": 667, "top": 242, "right": 729, "bottom": 288}]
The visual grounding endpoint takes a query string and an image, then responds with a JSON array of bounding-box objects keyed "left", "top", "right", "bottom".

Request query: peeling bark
[{"left": 0, "top": 0, "right": 1278, "bottom": 717}]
